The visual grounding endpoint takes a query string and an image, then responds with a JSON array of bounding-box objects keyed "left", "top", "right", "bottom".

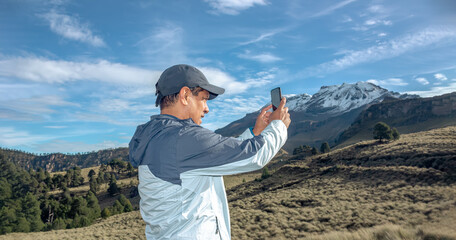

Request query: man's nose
[{"left": 204, "top": 104, "right": 209, "bottom": 114}]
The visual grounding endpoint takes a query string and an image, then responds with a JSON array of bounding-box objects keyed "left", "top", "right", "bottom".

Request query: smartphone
[{"left": 271, "top": 87, "right": 282, "bottom": 111}]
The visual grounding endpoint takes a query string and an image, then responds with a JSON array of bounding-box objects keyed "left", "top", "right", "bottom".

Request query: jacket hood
[{"left": 129, "top": 114, "right": 194, "bottom": 167}]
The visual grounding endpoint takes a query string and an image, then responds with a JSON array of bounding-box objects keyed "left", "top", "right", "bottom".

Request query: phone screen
[{"left": 271, "top": 87, "right": 282, "bottom": 111}]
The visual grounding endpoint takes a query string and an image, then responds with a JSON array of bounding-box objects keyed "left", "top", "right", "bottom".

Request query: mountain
[
  {"left": 0, "top": 147, "right": 128, "bottom": 172},
  {"left": 336, "top": 91, "right": 456, "bottom": 147},
  {"left": 215, "top": 81, "right": 417, "bottom": 151}
]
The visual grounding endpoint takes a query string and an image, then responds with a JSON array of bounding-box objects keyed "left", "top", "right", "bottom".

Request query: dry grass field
[{"left": 2, "top": 126, "right": 455, "bottom": 240}]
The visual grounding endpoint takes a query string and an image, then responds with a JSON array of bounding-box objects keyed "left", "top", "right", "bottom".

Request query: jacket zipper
[{"left": 215, "top": 216, "right": 222, "bottom": 239}]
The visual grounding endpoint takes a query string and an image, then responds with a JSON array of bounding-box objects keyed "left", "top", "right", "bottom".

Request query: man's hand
[
  {"left": 252, "top": 105, "right": 273, "bottom": 136},
  {"left": 269, "top": 97, "right": 291, "bottom": 128}
]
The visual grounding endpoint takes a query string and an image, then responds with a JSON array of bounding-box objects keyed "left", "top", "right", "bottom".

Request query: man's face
[{"left": 188, "top": 89, "right": 210, "bottom": 125}]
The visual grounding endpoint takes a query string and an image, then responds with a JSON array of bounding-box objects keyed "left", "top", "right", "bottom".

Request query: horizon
[{"left": 1, "top": 0, "right": 456, "bottom": 153}]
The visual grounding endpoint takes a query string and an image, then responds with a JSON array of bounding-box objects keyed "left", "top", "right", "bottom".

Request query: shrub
[
  {"left": 392, "top": 127, "right": 400, "bottom": 140},
  {"left": 261, "top": 167, "right": 271, "bottom": 180},
  {"left": 101, "top": 208, "right": 111, "bottom": 219}
]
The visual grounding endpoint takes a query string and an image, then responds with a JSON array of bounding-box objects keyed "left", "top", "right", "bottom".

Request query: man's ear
[{"left": 179, "top": 87, "right": 191, "bottom": 106}]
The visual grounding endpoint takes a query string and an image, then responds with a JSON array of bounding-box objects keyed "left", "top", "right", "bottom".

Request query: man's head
[{"left": 155, "top": 64, "right": 225, "bottom": 124}]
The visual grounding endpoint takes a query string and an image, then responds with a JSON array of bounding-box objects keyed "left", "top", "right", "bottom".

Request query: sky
[{"left": 1, "top": 0, "right": 456, "bottom": 154}]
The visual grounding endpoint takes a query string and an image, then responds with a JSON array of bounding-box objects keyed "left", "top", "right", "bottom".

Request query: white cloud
[
  {"left": 244, "top": 68, "right": 276, "bottom": 87},
  {"left": 135, "top": 23, "right": 188, "bottom": 67},
  {"left": 368, "top": 5, "right": 385, "bottom": 13},
  {"left": 367, "top": 78, "right": 408, "bottom": 86},
  {"left": 434, "top": 73, "right": 448, "bottom": 81},
  {"left": 0, "top": 109, "right": 37, "bottom": 121},
  {"left": 199, "top": 67, "right": 274, "bottom": 96},
  {"left": 212, "top": 95, "right": 269, "bottom": 117},
  {"left": 33, "top": 139, "right": 127, "bottom": 153},
  {"left": 342, "top": 16, "right": 353, "bottom": 23},
  {"left": 311, "top": 0, "right": 357, "bottom": 18},
  {"left": 238, "top": 51, "right": 282, "bottom": 63},
  {"left": 204, "top": 0, "right": 268, "bottom": 15},
  {"left": 71, "top": 112, "right": 147, "bottom": 126},
  {"left": 364, "top": 19, "right": 392, "bottom": 26},
  {"left": 415, "top": 77, "right": 429, "bottom": 85},
  {"left": 0, "top": 95, "right": 78, "bottom": 118},
  {"left": 405, "top": 82, "right": 456, "bottom": 97},
  {"left": 239, "top": 29, "right": 284, "bottom": 46},
  {"left": 378, "top": 32, "right": 387, "bottom": 37},
  {"left": 0, "top": 127, "right": 53, "bottom": 146},
  {"left": 0, "top": 83, "right": 54, "bottom": 101},
  {"left": 0, "top": 56, "right": 160, "bottom": 85},
  {"left": 40, "top": 10, "right": 106, "bottom": 47},
  {"left": 303, "top": 27, "right": 456, "bottom": 76},
  {"left": 199, "top": 67, "right": 250, "bottom": 94}
]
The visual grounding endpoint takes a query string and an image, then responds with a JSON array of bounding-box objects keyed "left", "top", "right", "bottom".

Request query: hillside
[
  {"left": 2, "top": 126, "right": 455, "bottom": 239},
  {"left": 0, "top": 147, "right": 128, "bottom": 172},
  {"left": 336, "top": 92, "right": 456, "bottom": 148},
  {"left": 227, "top": 126, "right": 456, "bottom": 239}
]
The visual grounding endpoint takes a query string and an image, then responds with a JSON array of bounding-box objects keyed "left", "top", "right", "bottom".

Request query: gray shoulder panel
[{"left": 129, "top": 114, "right": 266, "bottom": 185}]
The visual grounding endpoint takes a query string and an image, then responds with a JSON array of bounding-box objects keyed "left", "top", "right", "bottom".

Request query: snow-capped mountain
[
  {"left": 215, "top": 81, "right": 419, "bottom": 152},
  {"left": 286, "top": 81, "right": 416, "bottom": 115}
]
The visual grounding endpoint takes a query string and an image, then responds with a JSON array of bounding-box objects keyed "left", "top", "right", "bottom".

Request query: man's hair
[{"left": 160, "top": 87, "right": 205, "bottom": 109}]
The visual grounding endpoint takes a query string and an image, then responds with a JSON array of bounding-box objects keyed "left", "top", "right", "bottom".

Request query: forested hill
[{"left": 0, "top": 147, "right": 129, "bottom": 172}]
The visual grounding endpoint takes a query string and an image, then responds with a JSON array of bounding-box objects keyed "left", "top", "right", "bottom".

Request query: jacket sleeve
[{"left": 178, "top": 120, "right": 287, "bottom": 177}]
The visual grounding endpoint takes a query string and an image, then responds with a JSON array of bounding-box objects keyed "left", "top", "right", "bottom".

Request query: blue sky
[{"left": 1, "top": 0, "right": 456, "bottom": 153}]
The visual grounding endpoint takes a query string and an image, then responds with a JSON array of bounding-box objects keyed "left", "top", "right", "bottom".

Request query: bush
[
  {"left": 101, "top": 208, "right": 111, "bottom": 219},
  {"left": 261, "top": 167, "right": 271, "bottom": 180},
  {"left": 392, "top": 127, "right": 400, "bottom": 140}
]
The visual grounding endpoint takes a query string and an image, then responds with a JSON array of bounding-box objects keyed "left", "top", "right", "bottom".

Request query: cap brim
[{"left": 200, "top": 83, "right": 225, "bottom": 100}]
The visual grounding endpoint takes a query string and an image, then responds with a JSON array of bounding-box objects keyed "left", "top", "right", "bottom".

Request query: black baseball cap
[{"left": 155, "top": 64, "right": 225, "bottom": 107}]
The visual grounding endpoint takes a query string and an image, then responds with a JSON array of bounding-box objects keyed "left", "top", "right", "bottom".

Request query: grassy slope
[
  {"left": 2, "top": 126, "right": 456, "bottom": 240},
  {"left": 336, "top": 116, "right": 456, "bottom": 149}
]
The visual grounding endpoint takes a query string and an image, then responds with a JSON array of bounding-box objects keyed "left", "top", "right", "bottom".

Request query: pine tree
[
  {"left": 373, "top": 122, "right": 393, "bottom": 142},
  {"left": 0, "top": 206, "right": 17, "bottom": 234},
  {"left": 118, "top": 194, "right": 133, "bottom": 213},
  {"left": 311, "top": 147, "right": 319, "bottom": 155},
  {"left": 107, "top": 175, "right": 120, "bottom": 196},
  {"left": 88, "top": 169, "right": 96, "bottom": 179},
  {"left": 320, "top": 142, "right": 330, "bottom": 153},
  {"left": 14, "top": 217, "right": 30, "bottom": 232},
  {"left": 112, "top": 200, "right": 124, "bottom": 215},
  {"left": 89, "top": 175, "right": 99, "bottom": 193},
  {"left": 21, "top": 192, "right": 44, "bottom": 232},
  {"left": 85, "top": 191, "right": 101, "bottom": 220}
]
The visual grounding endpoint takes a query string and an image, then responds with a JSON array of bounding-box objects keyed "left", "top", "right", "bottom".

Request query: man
[{"left": 129, "top": 64, "right": 290, "bottom": 239}]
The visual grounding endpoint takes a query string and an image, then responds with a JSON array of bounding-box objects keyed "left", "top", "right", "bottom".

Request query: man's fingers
[
  {"left": 278, "top": 97, "right": 287, "bottom": 109},
  {"left": 261, "top": 105, "right": 273, "bottom": 114}
]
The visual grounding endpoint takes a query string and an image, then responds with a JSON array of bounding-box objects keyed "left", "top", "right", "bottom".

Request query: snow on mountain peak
[{"left": 286, "top": 81, "right": 415, "bottom": 114}]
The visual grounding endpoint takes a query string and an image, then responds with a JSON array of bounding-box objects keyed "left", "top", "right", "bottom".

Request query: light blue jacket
[{"left": 129, "top": 114, "right": 287, "bottom": 239}]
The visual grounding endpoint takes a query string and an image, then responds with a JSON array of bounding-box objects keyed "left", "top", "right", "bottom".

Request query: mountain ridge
[{"left": 215, "top": 81, "right": 418, "bottom": 151}]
